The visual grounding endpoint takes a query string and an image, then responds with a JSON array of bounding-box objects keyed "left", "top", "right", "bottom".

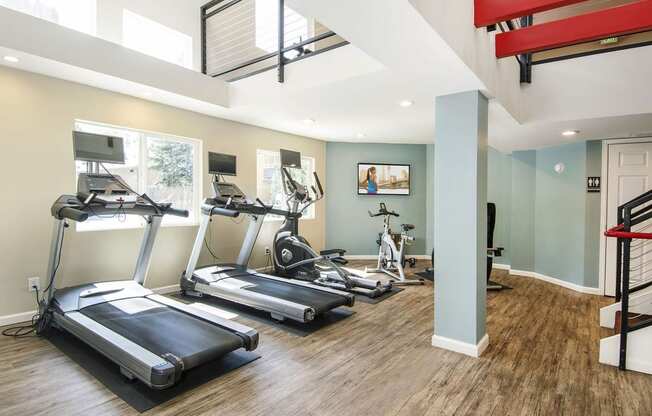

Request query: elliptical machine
[
  {"left": 273, "top": 165, "right": 392, "bottom": 298},
  {"left": 367, "top": 203, "right": 424, "bottom": 285}
]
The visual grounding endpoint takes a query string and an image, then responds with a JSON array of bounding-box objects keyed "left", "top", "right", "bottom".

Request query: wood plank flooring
[{"left": 1, "top": 261, "right": 651, "bottom": 416}]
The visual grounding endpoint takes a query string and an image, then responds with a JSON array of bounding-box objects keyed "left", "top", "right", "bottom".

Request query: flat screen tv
[{"left": 358, "top": 163, "right": 410, "bottom": 196}]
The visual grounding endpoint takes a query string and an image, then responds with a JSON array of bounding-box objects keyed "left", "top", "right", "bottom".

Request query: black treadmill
[
  {"left": 181, "top": 156, "right": 354, "bottom": 323},
  {"left": 40, "top": 133, "right": 259, "bottom": 389}
]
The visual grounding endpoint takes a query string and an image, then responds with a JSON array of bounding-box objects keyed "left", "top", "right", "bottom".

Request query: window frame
[
  {"left": 256, "top": 149, "right": 317, "bottom": 222},
  {"left": 73, "top": 119, "right": 202, "bottom": 232}
]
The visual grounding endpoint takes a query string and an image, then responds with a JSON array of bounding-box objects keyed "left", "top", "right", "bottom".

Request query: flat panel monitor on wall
[
  {"left": 281, "top": 149, "right": 301, "bottom": 169},
  {"left": 209, "top": 152, "right": 237, "bottom": 176},
  {"left": 358, "top": 163, "right": 411, "bottom": 196},
  {"left": 73, "top": 131, "right": 125, "bottom": 164}
]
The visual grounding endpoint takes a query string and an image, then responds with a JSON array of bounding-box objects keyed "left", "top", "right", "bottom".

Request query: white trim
[
  {"left": 0, "top": 311, "right": 37, "bottom": 327},
  {"left": 492, "top": 263, "right": 511, "bottom": 271},
  {"left": 431, "top": 333, "right": 489, "bottom": 358},
  {"left": 1, "top": 283, "right": 183, "bottom": 326},
  {"left": 509, "top": 269, "right": 602, "bottom": 295},
  {"left": 599, "top": 137, "right": 652, "bottom": 297},
  {"left": 151, "top": 284, "right": 180, "bottom": 295},
  {"left": 344, "top": 254, "right": 431, "bottom": 260},
  {"left": 599, "top": 139, "right": 608, "bottom": 296}
]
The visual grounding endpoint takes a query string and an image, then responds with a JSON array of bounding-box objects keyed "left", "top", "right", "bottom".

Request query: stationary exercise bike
[
  {"left": 367, "top": 203, "right": 424, "bottom": 285},
  {"left": 273, "top": 167, "right": 393, "bottom": 298}
]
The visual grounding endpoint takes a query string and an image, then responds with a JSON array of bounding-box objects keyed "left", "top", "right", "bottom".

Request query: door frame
[{"left": 599, "top": 137, "right": 652, "bottom": 296}]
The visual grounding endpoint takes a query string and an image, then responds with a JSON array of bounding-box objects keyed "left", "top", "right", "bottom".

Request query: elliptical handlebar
[
  {"left": 282, "top": 167, "right": 299, "bottom": 192},
  {"left": 313, "top": 172, "right": 324, "bottom": 198}
]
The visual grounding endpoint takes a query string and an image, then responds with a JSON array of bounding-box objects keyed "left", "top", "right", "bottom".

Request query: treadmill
[
  {"left": 39, "top": 133, "right": 258, "bottom": 390},
  {"left": 181, "top": 153, "right": 355, "bottom": 323}
]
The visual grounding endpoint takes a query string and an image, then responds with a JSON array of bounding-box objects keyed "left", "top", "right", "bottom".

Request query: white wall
[{"left": 96, "top": 0, "right": 206, "bottom": 71}]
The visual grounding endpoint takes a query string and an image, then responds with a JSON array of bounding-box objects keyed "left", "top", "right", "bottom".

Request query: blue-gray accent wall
[
  {"left": 325, "top": 142, "right": 428, "bottom": 255},
  {"left": 534, "top": 142, "right": 587, "bottom": 286},
  {"left": 510, "top": 151, "right": 537, "bottom": 271},
  {"left": 325, "top": 139, "right": 604, "bottom": 290}
]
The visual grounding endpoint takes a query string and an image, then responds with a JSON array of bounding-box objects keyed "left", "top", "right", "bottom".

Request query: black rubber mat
[
  {"left": 354, "top": 287, "right": 405, "bottom": 304},
  {"left": 415, "top": 271, "right": 434, "bottom": 282},
  {"left": 172, "top": 293, "right": 354, "bottom": 337},
  {"left": 46, "top": 328, "right": 259, "bottom": 413}
]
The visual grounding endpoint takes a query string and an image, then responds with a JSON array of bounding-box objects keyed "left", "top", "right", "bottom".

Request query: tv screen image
[{"left": 358, "top": 163, "right": 410, "bottom": 195}]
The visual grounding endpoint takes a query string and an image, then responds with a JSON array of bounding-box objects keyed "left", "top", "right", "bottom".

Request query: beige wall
[{"left": 0, "top": 66, "right": 326, "bottom": 317}]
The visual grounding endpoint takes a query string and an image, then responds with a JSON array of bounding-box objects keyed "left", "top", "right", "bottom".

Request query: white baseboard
[
  {"left": 0, "top": 310, "right": 38, "bottom": 327},
  {"left": 1, "top": 282, "right": 184, "bottom": 327},
  {"left": 492, "top": 263, "right": 511, "bottom": 271},
  {"left": 432, "top": 333, "right": 489, "bottom": 358},
  {"left": 344, "top": 254, "right": 431, "bottom": 260},
  {"left": 509, "top": 269, "right": 602, "bottom": 295},
  {"left": 151, "top": 284, "right": 180, "bottom": 295}
]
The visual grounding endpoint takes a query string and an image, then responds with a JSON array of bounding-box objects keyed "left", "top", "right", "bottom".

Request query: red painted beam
[
  {"left": 474, "top": 0, "right": 588, "bottom": 27},
  {"left": 495, "top": 0, "right": 652, "bottom": 58}
]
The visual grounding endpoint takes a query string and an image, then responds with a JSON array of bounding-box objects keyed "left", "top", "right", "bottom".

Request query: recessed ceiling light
[
  {"left": 3, "top": 56, "right": 19, "bottom": 63},
  {"left": 303, "top": 118, "right": 316, "bottom": 124},
  {"left": 399, "top": 100, "right": 414, "bottom": 108},
  {"left": 562, "top": 130, "right": 580, "bottom": 137},
  {"left": 356, "top": 133, "right": 366, "bottom": 139}
]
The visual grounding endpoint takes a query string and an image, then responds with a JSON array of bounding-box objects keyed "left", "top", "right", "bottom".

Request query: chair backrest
[{"left": 487, "top": 202, "right": 496, "bottom": 248}]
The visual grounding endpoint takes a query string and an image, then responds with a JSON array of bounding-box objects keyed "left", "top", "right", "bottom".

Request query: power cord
[{"left": 3, "top": 222, "right": 67, "bottom": 338}]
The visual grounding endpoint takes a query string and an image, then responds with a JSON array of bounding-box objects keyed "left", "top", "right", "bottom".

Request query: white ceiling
[{"left": 2, "top": 2, "right": 652, "bottom": 153}]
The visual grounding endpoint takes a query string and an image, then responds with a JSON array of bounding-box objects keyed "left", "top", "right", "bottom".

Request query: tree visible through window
[
  {"left": 256, "top": 149, "right": 315, "bottom": 221},
  {"left": 74, "top": 121, "right": 201, "bottom": 231}
]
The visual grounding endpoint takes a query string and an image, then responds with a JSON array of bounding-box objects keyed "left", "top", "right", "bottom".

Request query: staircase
[
  {"left": 601, "top": 189, "right": 652, "bottom": 374},
  {"left": 474, "top": 0, "right": 652, "bottom": 83}
]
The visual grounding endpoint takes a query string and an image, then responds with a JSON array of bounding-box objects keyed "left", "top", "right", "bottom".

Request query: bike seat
[
  {"left": 320, "top": 248, "right": 346, "bottom": 256},
  {"left": 401, "top": 224, "right": 415, "bottom": 231}
]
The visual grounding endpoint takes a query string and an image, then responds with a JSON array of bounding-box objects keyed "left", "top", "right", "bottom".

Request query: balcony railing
[{"left": 201, "top": 0, "right": 349, "bottom": 83}]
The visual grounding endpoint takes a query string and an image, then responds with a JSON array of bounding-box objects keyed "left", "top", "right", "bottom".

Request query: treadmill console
[
  {"left": 213, "top": 181, "right": 247, "bottom": 202},
  {"left": 78, "top": 173, "right": 137, "bottom": 208}
]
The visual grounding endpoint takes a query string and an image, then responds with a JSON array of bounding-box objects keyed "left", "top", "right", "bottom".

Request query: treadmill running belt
[
  {"left": 81, "top": 298, "right": 245, "bottom": 370},
  {"left": 233, "top": 274, "right": 349, "bottom": 314}
]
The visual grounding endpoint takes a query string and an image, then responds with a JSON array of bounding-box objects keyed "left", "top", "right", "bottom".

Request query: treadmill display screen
[
  {"left": 209, "top": 152, "right": 237, "bottom": 176},
  {"left": 73, "top": 131, "right": 126, "bottom": 164}
]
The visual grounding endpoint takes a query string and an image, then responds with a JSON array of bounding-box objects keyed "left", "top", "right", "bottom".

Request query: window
[
  {"left": 255, "top": 0, "right": 309, "bottom": 53},
  {"left": 0, "top": 0, "right": 96, "bottom": 35},
  {"left": 74, "top": 120, "right": 201, "bottom": 231},
  {"left": 256, "top": 149, "right": 316, "bottom": 221},
  {"left": 122, "top": 9, "right": 193, "bottom": 69}
]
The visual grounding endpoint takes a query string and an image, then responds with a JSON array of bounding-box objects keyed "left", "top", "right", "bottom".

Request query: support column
[{"left": 432, "top": 90, "right": 489, "bottom": 357}]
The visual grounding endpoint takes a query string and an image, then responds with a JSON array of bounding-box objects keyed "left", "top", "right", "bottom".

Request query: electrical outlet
[
  {"left": 265, "top": 247, "right": 271, "bottom": 255},
  {"left": 28, "top": 276, "right": 40, "bottom": 292}
]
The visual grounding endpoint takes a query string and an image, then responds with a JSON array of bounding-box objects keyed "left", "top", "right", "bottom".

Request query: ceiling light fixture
[
  {"left": 562, "top": 130, "right": 580, "bottom": 137},
  {"left": 399, "top": 100, "right": 414, "bottom": 108},
  {"left": 356, "top": 133, "right": 366, "bottom": 139},
  {"left": 303, "top": 118, "right": 316, "bottom": 124},
  {"left": 142, "top": 91, "right": 153, "bottom": 97},
  {"left": 3, "top": 56, "right": 19, "bottom": 63}
]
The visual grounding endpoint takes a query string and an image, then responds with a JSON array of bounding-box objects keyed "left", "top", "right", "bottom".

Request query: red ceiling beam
[
  {"left": 495, "top": 0, "right": 652, "bottom": 58},
  {"left": 474, "top": 0, "right": 588, "bottom": 27}
]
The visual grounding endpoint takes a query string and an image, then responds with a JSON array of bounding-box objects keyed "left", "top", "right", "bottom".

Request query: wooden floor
[{"left": 2, "top": 261, "right": 652, "bottom": 416}]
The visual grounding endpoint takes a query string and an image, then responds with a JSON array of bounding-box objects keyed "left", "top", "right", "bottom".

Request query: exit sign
[{"left": 600, "top": 37, "right": 619, "bottom": 46}]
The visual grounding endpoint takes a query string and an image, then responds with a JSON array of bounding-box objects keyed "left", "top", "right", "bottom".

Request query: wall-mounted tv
[{"left": 358, "top": 163, "right": 411, "bottom": 196}]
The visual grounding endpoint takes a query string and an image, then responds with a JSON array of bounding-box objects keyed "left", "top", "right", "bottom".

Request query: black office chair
[{"left": 487, "top": 203, "right": 510, "bottom": 291}]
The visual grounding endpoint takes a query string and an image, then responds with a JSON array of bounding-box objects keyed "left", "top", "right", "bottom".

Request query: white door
[{"left": 605, "top": 142, "right": 652, "bottom": 296}]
